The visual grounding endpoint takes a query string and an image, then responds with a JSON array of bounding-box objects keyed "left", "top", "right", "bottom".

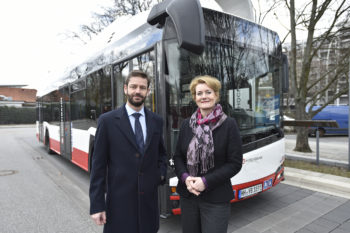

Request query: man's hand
[{"left": 91, "top": 211, "right": 106, "bottom": 225}]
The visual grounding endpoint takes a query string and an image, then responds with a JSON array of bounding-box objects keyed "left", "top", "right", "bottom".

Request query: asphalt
[{"left": 1, "top": 125, "right": 349, "bottom": 233}]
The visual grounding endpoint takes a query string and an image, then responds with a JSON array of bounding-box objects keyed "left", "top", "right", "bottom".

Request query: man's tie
[{"left": 132, "top": 113, "right": 145, "bottom": 153}]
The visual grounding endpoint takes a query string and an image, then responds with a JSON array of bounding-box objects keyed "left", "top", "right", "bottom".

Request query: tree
[
  {"left": 284, "top": 0, "right": 350, "bottom": 152},
  {"left": 64, "top": 0, "right": 162, "bottom": 44}
]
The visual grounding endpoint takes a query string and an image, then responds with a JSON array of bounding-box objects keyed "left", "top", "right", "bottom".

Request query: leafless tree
[{"left": 283, "top": 0, "right": 350, "bottom": 152}]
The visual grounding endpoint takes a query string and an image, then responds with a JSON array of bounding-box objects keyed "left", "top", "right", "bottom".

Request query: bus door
[{"left": 59, "top": 85, "right": 72, "bottom": 160}]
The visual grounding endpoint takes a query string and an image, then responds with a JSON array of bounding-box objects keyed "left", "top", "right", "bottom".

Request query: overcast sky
[
  {"left": 0, "top": 0, "right": 291, "bottom": 96},
  {"left": 0, "top": 0, "right": 113, "bottom": 92}
]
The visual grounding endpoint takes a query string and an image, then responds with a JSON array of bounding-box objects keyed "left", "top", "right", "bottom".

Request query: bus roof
[{"left": 39, "top": 0, "right": 265, "bottom": 97}]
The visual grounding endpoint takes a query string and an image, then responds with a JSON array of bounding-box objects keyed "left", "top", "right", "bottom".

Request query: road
[
  {"left": 0, "top": 126, "right": 349, "bottom": 233},
  {"left": 285, "top": 134, "right": 349, "bottom": 162},
  {"left": 0, "top": 126, "right": 99, "bottom": 233}
]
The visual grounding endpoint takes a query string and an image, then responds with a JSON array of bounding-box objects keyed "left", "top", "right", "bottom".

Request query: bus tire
[{"left": 45, "top": 131, "right": 54, "bottom": 154}]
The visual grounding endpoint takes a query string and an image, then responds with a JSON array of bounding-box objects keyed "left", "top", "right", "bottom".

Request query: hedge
[{"left": 0, "top": 106, "right": 36, "bottom": 124}]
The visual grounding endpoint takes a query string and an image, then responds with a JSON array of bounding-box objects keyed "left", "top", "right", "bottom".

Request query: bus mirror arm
[{"left": 147, "top": 0, "right": 205, "bottom": 55}]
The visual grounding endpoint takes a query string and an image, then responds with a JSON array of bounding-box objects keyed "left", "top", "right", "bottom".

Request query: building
[
  {"left": 283, "top": 24, "right": 350, "bottom": 110},
  {"left": 0, "top": 85, "right": 37, "bottom": 108}
]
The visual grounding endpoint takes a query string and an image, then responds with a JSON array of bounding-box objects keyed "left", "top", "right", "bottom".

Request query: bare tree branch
[{"left": 65, "top": 0, "right": 160, "bottom": 44}]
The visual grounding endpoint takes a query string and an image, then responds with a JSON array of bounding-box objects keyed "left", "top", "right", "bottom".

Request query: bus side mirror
[{"left": 281, "top": 54, "right": 289, "bottom": 93}]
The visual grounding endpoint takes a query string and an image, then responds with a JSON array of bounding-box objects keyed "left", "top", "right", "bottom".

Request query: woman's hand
[
  {"left": 185, "top": 176, "right": 206, "bottom": 196},
  {"left": 190, "top": 177, "right": 206, "bottom": 192},
  {"left": 185, "top": 176, "right": 200, "bottom": 196}
]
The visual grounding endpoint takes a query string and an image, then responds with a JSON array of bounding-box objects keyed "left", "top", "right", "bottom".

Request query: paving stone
[
  {"left": 231, "top": 226, "right": 260, "bottom": 233},
  {"left": 294, "top": 229, "right": 314, "bottom": 233},
  {"left": 313, "top": 217, "right": 340, "bottom": 229},
  {"left": 329, "top": 228, "right": 349, "bottom": 233},
  {"left": 339, "top": 221, "right": 350, "bottom": 231},
  {"left": 305, "top": 222, "right": 337, "bottom": 233},
  {"left": 323, "top": 209, "right": 350, "bottom": 224}
]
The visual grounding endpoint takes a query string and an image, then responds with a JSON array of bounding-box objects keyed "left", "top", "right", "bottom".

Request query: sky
[
  {"left": 0, "top": 0, "right": 114, "bottom": 95},
  {"left": 0, "top": 0, "right": 293, "bottom": 96}
]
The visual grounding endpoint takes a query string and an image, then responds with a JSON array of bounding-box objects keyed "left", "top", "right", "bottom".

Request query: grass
[{"left": 284, "top": 159, "right": 350, "bottom": 178}]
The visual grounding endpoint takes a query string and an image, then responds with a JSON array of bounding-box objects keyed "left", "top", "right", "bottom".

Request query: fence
[{"left": 0, "top": 106, "right": 36, "bottom": 124}]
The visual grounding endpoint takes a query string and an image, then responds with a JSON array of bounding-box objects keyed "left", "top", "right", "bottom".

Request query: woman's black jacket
[{"left": 174, "top": 117, "right": 243, "bottom": 203}]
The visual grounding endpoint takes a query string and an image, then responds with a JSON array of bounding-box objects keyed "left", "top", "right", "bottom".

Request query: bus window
[
  {"left": 113, "top": 62, "right": 129, "bottom": 109},
  {"left": 86, "top": 68, "right": 112, "bottom": 121},
  {"left": 86, "top": 74, "right": 100, "bottom": 122},
  {"left": 100, "top": 68, "right": 112, "bottom": 114},
  {"left": 132, "top": 50, "right": 156, "bottom": 112},
  {"left": 70, "top": 80, "right": 88, "bottom": 129}
]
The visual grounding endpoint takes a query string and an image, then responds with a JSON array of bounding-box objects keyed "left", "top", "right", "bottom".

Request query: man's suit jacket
[
  {"left": 89, "top": 105, "right": 167, "bottom": 233},
  {"left": 174, "top": 117, "right": 242, "bottom": 203}
]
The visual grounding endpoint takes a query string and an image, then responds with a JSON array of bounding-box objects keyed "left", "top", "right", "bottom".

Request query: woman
[{"left": 174, "top": 75, "right": 242, "bottom": 233}]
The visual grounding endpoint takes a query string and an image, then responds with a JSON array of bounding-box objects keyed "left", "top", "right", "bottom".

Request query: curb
[
  {"left": 286, "top": 153, "right": 349, "bottom": 169},
  {"left": 284, "top": 167, "right": 350, "bottom": 199},
  {"left": 0, "top": 124, "right": 36, "bottom": 128}
]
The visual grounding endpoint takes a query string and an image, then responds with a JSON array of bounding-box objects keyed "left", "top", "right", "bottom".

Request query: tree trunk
[{"left": 294, "top": 100, "right": 312, "bottom": 152}]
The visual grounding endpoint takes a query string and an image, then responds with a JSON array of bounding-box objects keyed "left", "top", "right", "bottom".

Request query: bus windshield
[{"left": 165, "top": 9, "right": 283, "bottom": 146}]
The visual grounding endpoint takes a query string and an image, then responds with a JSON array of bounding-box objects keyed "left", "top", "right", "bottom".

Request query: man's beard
[{"left": 126, "top": 93, "right": 146, "bottom": 107}]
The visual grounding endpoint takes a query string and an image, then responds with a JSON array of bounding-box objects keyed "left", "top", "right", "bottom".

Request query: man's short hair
[{"left": 125, "top": 70, "right": 151, "bottom": 88}]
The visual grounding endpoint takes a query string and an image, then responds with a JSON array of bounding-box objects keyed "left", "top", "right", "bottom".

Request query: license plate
[
  {"left": 239, "top": 184, "right": 262, "bottom": 199},
  {"left": 263, "top": 178, "right": 273, "bottom": 190}
]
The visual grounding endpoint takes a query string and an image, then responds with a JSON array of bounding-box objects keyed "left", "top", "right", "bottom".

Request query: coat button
[
  {"left": 138, "top": 172, "right": 144, "bottom": 176},
  {"left": 135, "top": 153, "right": 140, "bottom": 158},
  {"left": 139, "top": 192, "right": 144, "bottom": 195}
]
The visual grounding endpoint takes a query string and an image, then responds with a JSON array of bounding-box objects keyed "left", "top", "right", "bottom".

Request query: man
[{"left": 89, "top": 70, "right": 167, "bottom": 233}]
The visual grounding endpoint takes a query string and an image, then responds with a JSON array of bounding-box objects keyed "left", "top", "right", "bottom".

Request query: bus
[
  {"left": 308, "top": 105, "right": 349, "bottom": 136},
  {"left": 36, "top": 0, "right": 289, "bottom": 216}
]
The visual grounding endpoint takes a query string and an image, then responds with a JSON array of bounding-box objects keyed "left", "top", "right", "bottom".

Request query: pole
[
  {"left": 316, "top": 128, "right": 320, "bottom": 165},
  {"left": 348, "top": 57, "right": 350, "bottom": 171}
]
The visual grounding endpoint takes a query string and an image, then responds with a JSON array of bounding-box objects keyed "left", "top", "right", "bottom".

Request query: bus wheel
[{"left": 45, "top": 132, "right": 54, "bottom": 154}]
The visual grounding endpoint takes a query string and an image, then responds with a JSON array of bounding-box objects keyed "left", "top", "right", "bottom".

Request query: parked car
[{"left": 308, "top": 105, "right": 348, "bottom": 136}]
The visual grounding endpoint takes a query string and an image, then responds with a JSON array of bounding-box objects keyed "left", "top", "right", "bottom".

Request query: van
[{"left": 308, "top": 105, "right": 348, "bottom": 136}]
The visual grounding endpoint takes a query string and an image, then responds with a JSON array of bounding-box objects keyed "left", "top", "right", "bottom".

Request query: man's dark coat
[{"left": 89, "top": 105, "right": 167, "bottom": 233}]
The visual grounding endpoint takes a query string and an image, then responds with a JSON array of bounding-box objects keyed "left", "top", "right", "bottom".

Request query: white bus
[{"left": 36, "top": 0, "right": 289, "bottom": 216}]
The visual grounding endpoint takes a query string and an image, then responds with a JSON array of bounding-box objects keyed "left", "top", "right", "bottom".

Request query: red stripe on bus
[
  {"left": 170, "top": 195, "right": 180, "bottom": 201},
  {"left": 72, "top": 147, "right": 89, "bottom": 171},
  {"left": 170, "top": 166, "right": 285, "bottom": 214},
  {"left": 50, "top": 138, "right": 60, "bottom": 154},
  {"left": 230, "top": 167, "right": 284, "bottom": 203},
  {"left": 172, "top": 208, "right": 181, "bottom": 215}
]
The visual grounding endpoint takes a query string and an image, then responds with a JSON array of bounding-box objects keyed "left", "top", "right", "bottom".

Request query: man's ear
[{"left": 124, "top": 84, "right": 127, "bottom": 95}]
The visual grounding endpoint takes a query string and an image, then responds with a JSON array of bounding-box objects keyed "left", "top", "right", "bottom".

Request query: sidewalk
[{"left": 284, "top": 138, "right": 350, "bottom": 200}]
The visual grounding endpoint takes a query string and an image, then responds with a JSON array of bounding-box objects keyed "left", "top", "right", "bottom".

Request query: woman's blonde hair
[{"left": 189, "top": 75, "right": 221, "bottom": 102}]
